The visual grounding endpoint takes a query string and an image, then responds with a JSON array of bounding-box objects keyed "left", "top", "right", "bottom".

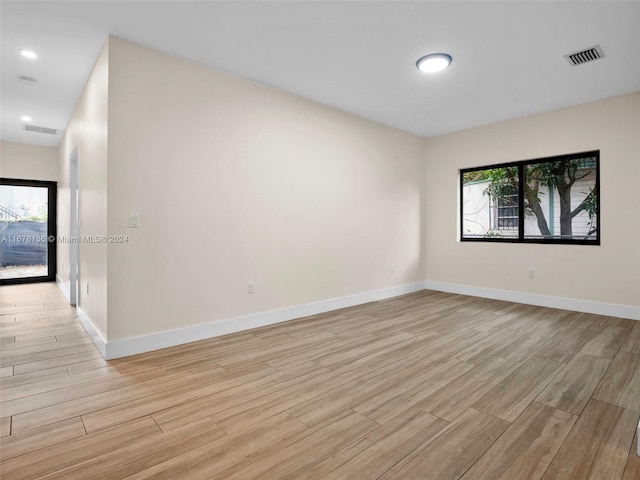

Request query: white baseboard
[
  {"left": 76, "top": 306, "right": 107, "bottom": 358},
  {"left": 423, "top": 280, "right": 640, "bottom": 321},
  {"left": 56, "top": 274, "right": 71, "bottom": 304},
  {"left": 82, "top": 278, "right": 639, "bottom": 360},
  {"left": 102, "top": 281, "right": 426, "bottom": 360}
]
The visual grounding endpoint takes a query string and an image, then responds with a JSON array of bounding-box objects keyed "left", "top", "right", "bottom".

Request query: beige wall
[
  {"left": 424, "top": 92, "right": 640, "bottom": 308},
  {"left": 0, "top": 141, "right": 58, "bottom": 181},
  {"left": 58, "top": 41, "right": 109, "bottom": 338},
  {"left": 105, "top": 37, "right": 425, "bottom": 341},
  {"left": 54, "top": 35, "right": 638, "bottom": 351}
]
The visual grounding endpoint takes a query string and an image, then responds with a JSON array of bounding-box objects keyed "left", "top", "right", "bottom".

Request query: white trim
[
  {"left": 76, "top": 306, "right": 107, "bottom": 358},
  {"left": 69, "top": 147, "right": 79, "bottom": 306},
  {"left": 86, "top": 279, "right": 639, "bottom": 360},
  {"left": 423, "top": 280, "right": 640, "bottom": 321},
  {"left": 56, "top": 274, "right": 71, "bottom": 304},
  {"left": 102, "top": 281, "right": 426, "bottom": 360}
]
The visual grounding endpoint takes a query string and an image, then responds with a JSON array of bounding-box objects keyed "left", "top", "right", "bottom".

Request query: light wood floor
[{"left": 1, "top": 283, "right": 639, "bottom": 480}]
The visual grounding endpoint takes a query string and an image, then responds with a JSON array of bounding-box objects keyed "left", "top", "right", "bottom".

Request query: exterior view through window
[
  {"left": 0, "top": 179, "right": 57, "bottom": 284},
  {"left": 461, "top": 151, "right": 599, "bottom": 244}
]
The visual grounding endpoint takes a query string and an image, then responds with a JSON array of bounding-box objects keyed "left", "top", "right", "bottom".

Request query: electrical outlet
[
  {"left": 389, "top": 264, "right": 395, "bottom": 274},
  {"left": 86, "top": 282, "right": 90, "bottom": 294},
  {"left": 528, "top": 269, "right": 536, "bottom": 279},
  {"left": 248, "top": 282, "right": 255, "bottom": 294}
]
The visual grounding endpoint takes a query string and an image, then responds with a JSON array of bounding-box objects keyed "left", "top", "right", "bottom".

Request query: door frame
[
  {"left": 69, "top": 148, "right": 78, "bottom": 305},
  {"left": 0, "top": 178, "right": 57, "bottom": 285}
]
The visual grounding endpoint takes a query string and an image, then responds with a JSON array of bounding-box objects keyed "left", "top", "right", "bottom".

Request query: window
[
  {"left": 496, "top": 185, "right": 518, "bottom": 230},
  {"left": 460, "top": 151, "right": 599, "bottom": 244}
]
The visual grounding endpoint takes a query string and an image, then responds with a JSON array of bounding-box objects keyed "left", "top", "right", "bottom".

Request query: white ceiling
[{"left": 2, "top": 1, "right": 640, "bottom": 147}]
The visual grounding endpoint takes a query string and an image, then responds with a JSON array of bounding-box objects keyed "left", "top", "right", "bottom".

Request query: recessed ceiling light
[
  {"left": 21, "top": 115, "right": 32, "bottom": 123},
  {"left": 416, "top": 53, "right": 452, "bottom": 73},
  {"left": 20, "top": 49, "right": 37, "bottom": 59}
]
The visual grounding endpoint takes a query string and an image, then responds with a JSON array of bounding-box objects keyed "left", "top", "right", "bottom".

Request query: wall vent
[
  {"left": 565, "top": 45, "right": 605, "bottom": 66},
  {"left": 24, "top": 124, "right": 58, "bottom": 135}
]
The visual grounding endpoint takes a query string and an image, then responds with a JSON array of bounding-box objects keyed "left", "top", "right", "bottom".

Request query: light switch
[{"left": 129, "top": 213, "right": 139, "bottom": 228}]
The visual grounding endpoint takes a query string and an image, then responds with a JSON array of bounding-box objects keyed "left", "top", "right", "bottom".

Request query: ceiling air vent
[
  {"left": 24, "top": 124, "right": 58, "bottom": 135},
  {"left": 565, "top": 45, "right": 605, "bottom": 66}
]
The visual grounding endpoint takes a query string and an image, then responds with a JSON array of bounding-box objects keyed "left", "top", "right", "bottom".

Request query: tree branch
[{"left": 570, "top": 191, "right": 595, "bottom": 219}]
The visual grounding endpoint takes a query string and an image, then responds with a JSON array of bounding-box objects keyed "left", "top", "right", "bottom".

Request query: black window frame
[
  {"left": 0, "top": 178, "right": 57, "bottom": 285},
  {"left": 460, "top": 150, "right": 600, "bottom": 245}
]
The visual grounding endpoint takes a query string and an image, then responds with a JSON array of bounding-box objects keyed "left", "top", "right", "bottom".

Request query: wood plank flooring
[{"left": 1, "top": 282, "right": 639, "bottom": 479}]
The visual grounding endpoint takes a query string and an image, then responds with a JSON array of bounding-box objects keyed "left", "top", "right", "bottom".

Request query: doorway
[
  {"left": 0, "top": 178, "right": 57, "bottom": 285},
  {"left": 69, "top": 148, "right": 78, "bottom": 305}
]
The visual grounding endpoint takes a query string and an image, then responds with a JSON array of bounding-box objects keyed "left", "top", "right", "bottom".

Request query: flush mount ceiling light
[
  {"left": 20, "top": 49, "right": 38, "bottom": 59},
  {"left": 21, "top": 115, "right": 32, "bottom": 122},
  {"left": 416, "top": 53, "right": 452, "bottom": 73}
]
